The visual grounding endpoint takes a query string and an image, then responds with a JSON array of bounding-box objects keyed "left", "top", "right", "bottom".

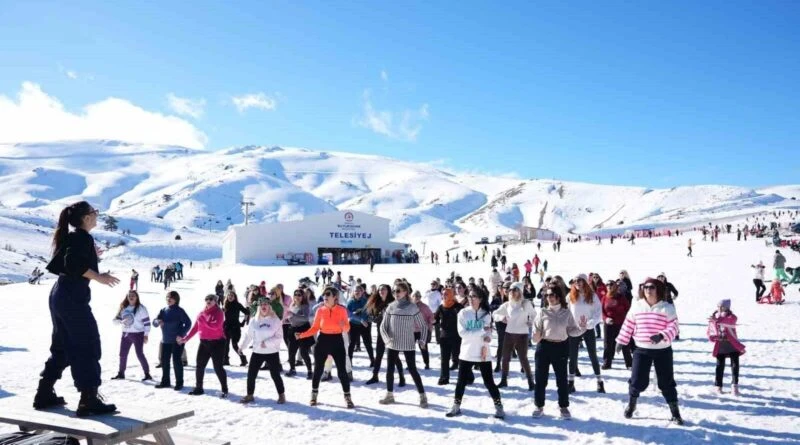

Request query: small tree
[
  {"left": 162, "top": 194, "right": 173, "bottom": 203},
  {"left": 103, "top": 216, "right": 118, "bottom": 232}
]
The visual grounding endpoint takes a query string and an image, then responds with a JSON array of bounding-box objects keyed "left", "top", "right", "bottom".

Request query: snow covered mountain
[{"left": 1, "top": 140, "right": 799, "bottom": 282}]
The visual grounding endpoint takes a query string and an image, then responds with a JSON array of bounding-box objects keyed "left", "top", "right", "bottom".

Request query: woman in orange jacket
[{"left": 297, "top": 286, "right": 353, "bottom": 408}]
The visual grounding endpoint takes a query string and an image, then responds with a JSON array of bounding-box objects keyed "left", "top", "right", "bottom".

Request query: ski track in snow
[{"left": 1, "top": 236, "right": 799, "bottom": 444}]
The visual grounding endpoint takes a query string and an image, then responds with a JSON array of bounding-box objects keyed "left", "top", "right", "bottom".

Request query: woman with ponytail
[{"left": 35, "top": 201, "right": 120, "bottom": 417}]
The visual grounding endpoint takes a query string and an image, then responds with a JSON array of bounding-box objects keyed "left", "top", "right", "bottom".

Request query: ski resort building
[
  {"left": 222, "top": 210, "right": 408, "bottom": 266},
  {"left": 518, "top": 226, "right": 560, "bottom": 242}
]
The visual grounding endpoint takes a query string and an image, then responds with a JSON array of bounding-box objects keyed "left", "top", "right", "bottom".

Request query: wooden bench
[{"left": 0, "top": 398, "right": 227, "bottom": 445}]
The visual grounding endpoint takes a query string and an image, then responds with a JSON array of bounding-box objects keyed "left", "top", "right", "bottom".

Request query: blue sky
[{"left": 1, "top": 0, "right": 798, "bottom": 188}]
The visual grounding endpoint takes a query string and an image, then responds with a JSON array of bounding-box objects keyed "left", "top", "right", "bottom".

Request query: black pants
[
  {"left": 387, "top": 349, "right": 424, "bottom": 393},
  {"left": 224, "top": 326, "right": 244, "bottom": 361},
  {"left": 603, "top": 323, "right": 632, "bottom": 367},
  {"left": 439, "top": 336, "right": 461, "bottom": 380},
  {"left": 569, "top": 330, "right": 601, "bottom": 378},
  {"left": 455, "top": 361, "right": 500, "bottom": 402},
  {"left": 753, "top": 279, "right": 766, "bottom": 301},
  {"left": 159, "top": 343, "right": 185, "bottom": 386},
  {"left": 282, "top": 324, "right": 291, "bottom": 350},
  {"left": 348, "top": 323, "right": 375, "bottom": 363},
  {"left": 372, "top": 322, "right": 404, "bottom": 377},
  {"left": 40, "top": 276, "right": 102, "bottom": 392},
  {"left": 629, "top": 347, "right": 678, "bottom": 403},
  {"left": 247, "top": 352, "right": 284, "bottom": 395},
  {"left": 413, "top": 331, "right": 430, "bottom": 368},
  {"left": 288, "top": 324, "right": 313, "bottom": 371},
  {"left": 312, "top": 333, "right": 350, "bottom": 392},
  {"left": 715, "top": 352, "right": 740, "bottom": 386},
  {"left": 534, "top": 339, "right": 570, "bottom": 408},
  {"left": 195, "top": 339, "right": 228, "bottom": 392},
  {"left": 494, "top": 322, "right": 507, "bottom": 368}
]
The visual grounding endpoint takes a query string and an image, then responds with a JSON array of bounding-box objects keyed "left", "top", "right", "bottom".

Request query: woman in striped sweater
[
  {"left": 616, "top": 277, "right": 683, "bottom": 425},
  {"left": 378, "top": 281, "right": 429, "bottom": 408}
]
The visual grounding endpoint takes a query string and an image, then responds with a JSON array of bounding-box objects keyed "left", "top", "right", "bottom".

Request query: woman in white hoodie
[
  {"left": 445, "top": 289, "right": 504, "bottom": 420},
  {"left": 492, "top": 282, "right": 536, "bottom": 390},
  {"left": 567, "top": 274, "right": 604, "bottom": 394},
  {"left": 238, "top": 297, "right": 285, "bottom": 404},
  {"left": 111, "top": 290, "right": 152, "bottom": 381}
]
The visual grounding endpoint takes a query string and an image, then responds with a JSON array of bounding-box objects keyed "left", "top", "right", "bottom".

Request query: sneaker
[
  {"left": 310, "top": 391, "right": 318, "bottom": 407},
  {"left": 601, "top": 364, "right": 611, "bottom": 370},
  {"left": 379, "top": 392, "right": 395, "bottom": 405},
  {"left": 559, "top": 407, "right": 572, "bottom": 420},
  {"left": 494, "top": 401, "right": 505, "bottom": 420},
  {"left": 188, "top": 388, "right": 204, "bottom": 396},
  {"left": 419, "top": 393, "right": 428, "bottom": 408},
  {"left": 277, "top": 393, "right": 286, "bottom": 404},
  {"left": 445, "top": 402, "right": 462, "bottom": 418},
  {"left": 497, "top": 377, "right": 508, "bottom": 388},
  {"left": 532, "top": 406, "right": 544, "bottom": 418},
  {"left": 110, "top": 373, "right": 125, "bottom": 380},
  {"left": 240, "top": 394, "right": 254, "bottom": 404}
]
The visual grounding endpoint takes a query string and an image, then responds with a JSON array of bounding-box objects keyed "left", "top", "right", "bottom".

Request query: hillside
[{"left": 1, "top": 140, "right": 799, "bottom": 282}]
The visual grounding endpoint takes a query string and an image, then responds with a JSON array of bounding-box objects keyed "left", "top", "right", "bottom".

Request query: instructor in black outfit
[{"left": 34, "top": 201, "right": 120, "bottom": 417}]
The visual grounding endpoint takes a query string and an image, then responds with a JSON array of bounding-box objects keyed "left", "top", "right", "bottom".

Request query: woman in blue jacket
[{"left": 153, "top": 290, "right": 192, "bottom": 391}]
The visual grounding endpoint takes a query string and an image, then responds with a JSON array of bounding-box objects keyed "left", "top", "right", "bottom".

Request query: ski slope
[{"left": 1, "top": 234, "right": 798, "bottom": 444}]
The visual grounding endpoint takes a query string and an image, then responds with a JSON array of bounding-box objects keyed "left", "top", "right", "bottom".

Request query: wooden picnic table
[{"left": 0, "top": 398, "right": 205, "bottom": 445}]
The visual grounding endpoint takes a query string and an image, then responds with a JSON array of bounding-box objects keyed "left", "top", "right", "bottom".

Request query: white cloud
[
  {"left": 66, "top": 70, "right": 78, "bottom": 80},
  {"left": 231, "top": 93, "right": 277, "bottom": 113},
  {"left": 356, "top": 90, "right": 429, "bottom": 142},
  {"left": 166, "top": 93, "right": 206, "bottom": 119},
  {"left": 0, "top": 82, "right": 208, "bottom": 149},
  {"left": 381, "top": 70, "right": 389, "bottom": 82}
]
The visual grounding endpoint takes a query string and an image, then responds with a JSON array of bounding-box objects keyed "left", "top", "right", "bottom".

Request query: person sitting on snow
[
  {"left": 758, "top": 279, "right": 785, "bottom": 305},
  {"left": 785, "top": 267, "right": 800, "bottom": 285}
]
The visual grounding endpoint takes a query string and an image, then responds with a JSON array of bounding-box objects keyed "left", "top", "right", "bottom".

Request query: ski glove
[{"left": 650, "top": 333, "right": 665, "bottom": 344}]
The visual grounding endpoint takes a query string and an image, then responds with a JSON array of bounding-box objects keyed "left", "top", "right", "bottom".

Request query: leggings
[
  {"left": 324, "top": 333, "right": 352, "bottom": 373},
  {"left": 569, "top": 330, "right": 601, "bottom": 379},
  {"left": 501, "top": 332, "right": 532, "bottom": 377},
  {"left": 247, "top": 352, "right": 284, "bottom": 395},
  {"left": 494, "top": 322, "right": 507, "bottom": 368},
  {"left": 372, "top": 321, "right": 404, "bottom": 377},
  {"left": 753, "top": 279, "right": 766, "bottom": 301},
  {"left": 118, "top": 332, "right": 149, "bottom": 375},
  {"left": 455, "top": 360, "right": 500, "bottom": 402},
  {"left": 715, "top": 352, "right": 740, "bottom": 386},
  {"left": 387, "top": 349, "right": 424, "bottom": 393},
  {"left": 348, "top": 322, "right": 375, "bottom": 363},
  {"left": 224, "top": 326, "right": 244, "bottom": 360},
  {"left": 312, "top": 333, "right": 350, "bottom": 392},
  {"left": 195, "top": 339, "right": 228, "bottom": 392},
  {"left": 439, "top": 336, "right": 461, "bottom": 380},
  {"left": 413, "top": 331, "right": 430, "bottom": 368},
  {"left": 287, "top": 324, "right": 313, "bottom": 372}
]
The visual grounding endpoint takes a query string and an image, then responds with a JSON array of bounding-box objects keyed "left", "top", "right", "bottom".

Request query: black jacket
[
  {"left": 434, "top": 303, "right": 463, "bottom": 339},
  {"left": 223, "top": 300, "right": 249, "bottom": 329},
  {"left": 46, "top": 229, "right": 98, "bottom": 279}
]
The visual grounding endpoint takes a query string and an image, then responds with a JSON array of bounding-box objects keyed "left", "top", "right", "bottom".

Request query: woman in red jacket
[
  {"left": 707, "top": 299, "right": 745, "bottom": 395},
  {"left": 601, "top": 280, "right": 631, "bottom": 369},
  {"left": 178, "top": 294, "right": 228, "bottom": 397}
]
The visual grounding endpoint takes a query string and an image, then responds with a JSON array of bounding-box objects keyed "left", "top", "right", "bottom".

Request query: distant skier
[{"left": 687, "top": 239, "right": 693, "bottom": 257}]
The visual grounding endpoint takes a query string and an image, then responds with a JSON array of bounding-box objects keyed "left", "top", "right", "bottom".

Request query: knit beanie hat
[{"left": 718, "top": 299, "right": 731, "bottom": 309}]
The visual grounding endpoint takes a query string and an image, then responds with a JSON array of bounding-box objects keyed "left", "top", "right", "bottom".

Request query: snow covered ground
[{"left": 1, "top": 233, "right": 799, "bottom": 444}]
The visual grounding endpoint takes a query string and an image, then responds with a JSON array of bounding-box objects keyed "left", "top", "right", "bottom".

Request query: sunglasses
[
  {"left": 545, "top": 292, "right": 557, "bottom": 298},
  {"left": 88, "top": 209, "right": 99, "bottom": 216},
  {"left": 643, "top": 285, "right": 656, "bottom": 290},
  {"left": 324, "top": 292, "right": 335, "bottom": 297},
  {"left": 293, "top": 293, "right": 303, "bottom": 297}
]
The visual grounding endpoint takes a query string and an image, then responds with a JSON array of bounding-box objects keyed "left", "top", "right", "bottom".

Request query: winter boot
[
  {"left": 497, "top": 375, "right": 508, "bottom": 388},
  {"left": 437, "top": 377, "right": 449, "bottom": 385},
  {"left": 445, "top": 401, "right": 462, "bottom": 417},
  {"left": 732, "top": 384, "right": 740, "bottom": 397},
  {"left": 76, "top": 388, "right": 117, "bottom": 417},
  {"left": 379, "top": 392, "right": 395, "bottom": 405},
  {"left": 532, "top": 406, "right": 544, "bottom": 418},
  {"left": 597, "top": 380, "right": 606, "bottom": 394},
  {"left": 527, "top": 374, "right": 535, "bottom": 392},
  {"left": 494, "top": 363, "right": 501, "bottom": 373},
  {"left": 188, "top": 387, "right": 204, "bottom": 395},
  {"left": 559, "top": 407, "right": 572, "bottom": 420},
  {"left": 223, "top": 357, "right": 231, "bottom": 366},
  {"left": 239, "top": 394, "right": 254, "bottom": 404},
  {"left": 310, "top": 390, "right": 318, "bottom": 406},
  {"left": 668, "top": 402, "right": 684, "bottom": 425},
  {"left": 419, "top": 392, "right": 428, "bottom": 408},
  {"left": 365, "top": 374, "right": 379, "bottom": 385},
  {"left": 142, "top": 374, "right": 153, "bottom": 382},
  {"left": 568, "top": 380, "right": 576, "bottom": 394},
  {"left": 493, "top": 399, "right": 505, "bottom": 419},
  {"left": 398, "top": 374, "right": 406, "bottom": 387},
  {"left": 155, "top": 382, "right": 172, "bottom": 389},
  {"left": 277, "top": 393, "right": 286, "bottom": 404},
  {"left": 111, "top": 373, "right": 125, "bottom": 380},
  {"left": 624, "top": 396, "right": 637, "bottom": 419},
  {"left": 344, "top": 392, "right": 355, "bottom": 409},
  {"left": 239, "top": 354, "right": 248, "bottom": 367},
  {"left": 285, "top": 369, "right": 297, "bottom": 377},
  {"left": 32, "top": 379, "right": 66, "bottom": 410}
]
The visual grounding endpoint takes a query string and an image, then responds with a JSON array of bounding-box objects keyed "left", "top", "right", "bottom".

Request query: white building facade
[{"left": 222, "top": 210, "right": 407, "bottom": 265}]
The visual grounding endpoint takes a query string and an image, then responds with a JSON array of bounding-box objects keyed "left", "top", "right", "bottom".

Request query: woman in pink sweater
[{"left": 178, "top": 294, "right": 228, "bottom": 397}]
